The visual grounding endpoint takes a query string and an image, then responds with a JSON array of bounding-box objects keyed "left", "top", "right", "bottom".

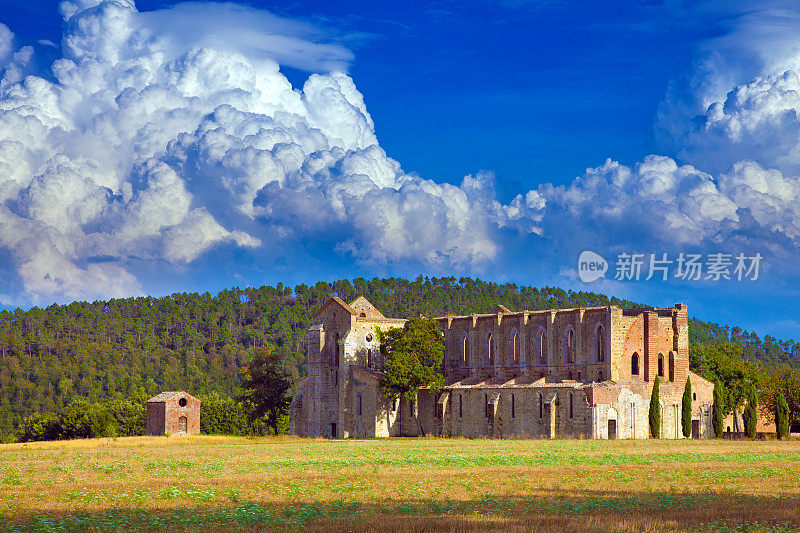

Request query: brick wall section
[
  {"left": 723, "top": 400, "right": 777, "bottom": 435},
  {"left": 608, "top": 307, "right": 626, "bottom": 381},
  {"left": 146, "top": 403, "right": 165, "bottom": 436},
  {"left": 146, "top": 391, "right": 201, "bottom": 436},
  {"left": 163, "top": 395, "right": 200, "bottom": 435}
]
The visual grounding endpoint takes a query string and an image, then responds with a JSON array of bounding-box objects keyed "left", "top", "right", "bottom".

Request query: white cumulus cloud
[
  {"left": 2, "top": 0, "right": 800, "bottom": 306},
  {"left": 0, "top": 0, "right": 520, "bottom": 304}
]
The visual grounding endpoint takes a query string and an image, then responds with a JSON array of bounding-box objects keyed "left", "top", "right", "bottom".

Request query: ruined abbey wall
[{"left": 291, "top": 297, "right": 715, "bottom": 440}]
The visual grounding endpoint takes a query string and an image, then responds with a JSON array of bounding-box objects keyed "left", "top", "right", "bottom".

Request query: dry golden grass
[{"left": 2, "top": 436, "right": 800, "bottom": 531}]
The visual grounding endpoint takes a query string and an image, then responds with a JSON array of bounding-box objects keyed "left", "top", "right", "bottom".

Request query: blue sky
[
  {"left": 0, "top": 0, "right": 733, "bottom": 189},
  {"left": 0, "top": 0, "right": 799, "bottom": 340}
]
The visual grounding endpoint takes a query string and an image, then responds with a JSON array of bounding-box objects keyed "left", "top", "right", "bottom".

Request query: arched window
[
  {"left": 538, "top": 393, "right": 543, "bottom": 419},
  {"left": 569, "top": 393, "right": 574, "bottom": 419},
  {"left": 596, "top": 325, "right": 605, "bottom": 362},
  {"left": 511, "top": 330, "right": 519, "bottom": 364},
  {"left": 598, "top": 370, "right": 604, "bottom": 381},
  {"left": 658, "top": 353, "right": 664, "bottom": 377},
  {"left": 538, "top": 329, "right": 547, "bottom": 365},
  {"left": 462, "top": 333, "right": 469, "bottom": 367},
  {"left": 486, "top": 332, "right": 494, "bottom": 366},
  {"left": 669, "top": 352, "right": 675, "bottom": 382},
  {"left": 359, "top": 312, "right": 366, "bottom": 317},
  {"left": 564, "top": 328, "right": 575, "bottom": 364},
  {"left": 333, "top": 332, "right": 340, "bottom": 366},
  {"left": 459, "top": 394, "right": 463, "bottom": 418},
  {"left": 631, "top": 353, "right": 640, "bottom": 375},
  {"left": 367, "top": 349, "right": 372, "bottom": 369},
  {"left": 568, "top": 371, "right": 572, "bottom": 380},
  {"left": 511, "top": 394, "right": 516, "bottom": 418},
  {"left": 357, "top": 393, "right": 362, "bottom": 416}
]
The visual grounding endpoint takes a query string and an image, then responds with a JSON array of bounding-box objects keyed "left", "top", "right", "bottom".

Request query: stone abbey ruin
[{"left": 291, "top": 297, "right": 714, "bottom": 439}]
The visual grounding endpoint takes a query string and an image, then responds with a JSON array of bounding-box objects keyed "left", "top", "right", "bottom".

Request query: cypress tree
[
  {"left": 712, "top": 380, "right": 724, "bottom": 438},
  {"left": 743, "top": 386, "right": 758, "bottom": 438},
  {"left": 682, "top": 377, "right": 692, "bottom": 438},
  {"left": 776, "top": 392, "right": 789, "bottom": 440},
  {"left": 649, "top": 376, "right": 661, "bottom": 438}
]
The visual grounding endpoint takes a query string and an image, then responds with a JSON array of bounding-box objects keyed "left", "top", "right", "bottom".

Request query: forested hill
[
  {"left": 689, "top": 319, "right": 800, "bottom": 366},
  {"left": 0, "top": 276, "right": 796, "bottom": 435}
]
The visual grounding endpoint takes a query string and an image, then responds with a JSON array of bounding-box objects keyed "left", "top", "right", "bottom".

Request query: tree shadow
[{"left": 4, "top": 488, "right": 800, "bottom": 532}]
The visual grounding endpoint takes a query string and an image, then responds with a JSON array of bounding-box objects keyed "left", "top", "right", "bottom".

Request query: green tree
[
  {"left": 743, "top": 385, "right": 758, "bottom": 438},
  {"left": 200, "top": 392, "right": 249, "bottom": 435},
  {"left": 689, "top": 342, "right": 757, "bottom": 416},
  {"left": 59, "top": 400, "right": 115, "bottom": 439},
  {"left": 106, "top": 397, "right": 146, "bottom": 436},
  {"left": 378, "top": 316, "right": 445, "bottom": 403},
  {"left": 712, "top": 380, "right": 725, "bottom": 438},
  {"left": 776, "top": 392, "right": 789, "bottom": 440},
  {"left": 18, "top": 413, "right": 60, "bottom": 442},
  {"left": 241, "top": 347, "right": 291, "bottom": 435},
  {"left": 758, "top": 365, "right": 800, "bottom": 434},
  {"left": 649, "top": 377, "right": 661, "bottom": 438},
  {"left": 1, "top": 275, "right": 799, "bottom": 439},
  {"left": 682, "top": 377, "right": 692, "bottom": 438}
]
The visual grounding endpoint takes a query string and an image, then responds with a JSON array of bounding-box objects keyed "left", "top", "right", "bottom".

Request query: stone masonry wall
[
  {"left": 294, "top": 298, "right": 714, "bottom": 440},
  {"left": 147, "top": 393, "right": 200, "bottom": 436}
]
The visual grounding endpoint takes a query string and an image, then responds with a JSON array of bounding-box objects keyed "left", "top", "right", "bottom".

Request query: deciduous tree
[
  {"left": 378, "top": 316, "right": 444, "bottom": 403},
  {"left": 712, "top": 380, "right": 724, "bottom": 438},
  {"left": 758, "top": 365, "right": 800, "bottom": 434},
  {"left": 241, "top": 347, "right": 291, "bottom": 435},
  {"left": 690, "top": 342, "right": 757, "bottom": 416}
]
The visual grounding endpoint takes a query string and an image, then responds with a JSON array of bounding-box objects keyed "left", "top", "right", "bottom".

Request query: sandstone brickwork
[
  {"left": 146, "top": 391, "right": 201, "bottom": 436},
  {"left": 291, "top": 297, "right": 715, "bottom": 439}
]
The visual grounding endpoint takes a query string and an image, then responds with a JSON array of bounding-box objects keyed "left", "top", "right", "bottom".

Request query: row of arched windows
[
  {"left": 630, "top": 351, "right": 676, "bottom": 381},
  {"left": 331, "top": 325, "right": 608, "bottom": 370},
  {"left": 462, "top": 330, "right": 521, "bottom": 366},
  {"left": 564, "top": 325, "right": 605, "bottom": 364},
  {"left": 459, "top": 324, "right": 606, "bottom": 367},
  {"left": 335, "top": 322, "right": 607, "bottom": 371}
]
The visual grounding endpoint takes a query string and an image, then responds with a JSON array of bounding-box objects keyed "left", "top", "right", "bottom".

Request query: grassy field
[{"left": 1, "top": 436, "right": 800, "bottom": 532}]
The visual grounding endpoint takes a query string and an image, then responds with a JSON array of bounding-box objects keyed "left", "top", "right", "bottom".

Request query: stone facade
[
  {"left": 290, "top": 298, "right": 715, "bottom": 439},
  {"left": 147, "top": 391, "right": 201, "bottom": 436}
]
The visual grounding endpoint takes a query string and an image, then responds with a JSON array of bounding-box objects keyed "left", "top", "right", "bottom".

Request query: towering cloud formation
[
  {"left": 0, "top": 0, "right": 514, "bottom": 302},
  {"left": 0, "top": 0, "right": 799, "bottom": 305}
]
